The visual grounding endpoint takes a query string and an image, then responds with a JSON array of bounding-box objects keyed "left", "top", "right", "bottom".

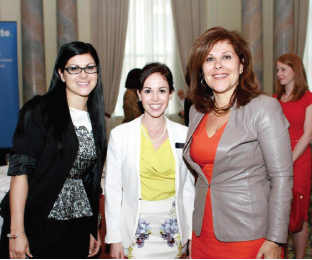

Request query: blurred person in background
[
  {"left": 274, "top": 53, "right": 312, "bottom": 259},
  {"left": 122, "top": 68, "right": 143, "bottom": 123}
]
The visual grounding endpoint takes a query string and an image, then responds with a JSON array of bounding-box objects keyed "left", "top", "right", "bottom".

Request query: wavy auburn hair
[
  {"left": 187, "top": 27, "right": 262, "bottom": 114},
  {"left": 275, "top": 53, "right": 308, "bottom": 101}
]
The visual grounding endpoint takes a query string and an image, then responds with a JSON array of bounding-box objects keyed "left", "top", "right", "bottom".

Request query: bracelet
[
  {"left": 98, "top": 214, "right": 102, "bottom": 225},
  {"left": 7, "top": 230, "right": 25, "bottom": 239}
]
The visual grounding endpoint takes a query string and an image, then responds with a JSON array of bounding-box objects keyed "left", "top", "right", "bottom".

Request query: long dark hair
[
  {"left": 125, "top": 68, "right": 142, "bottom": 90},
  {"left": 17, "top": 41, "right": 106, "bottom": 153},
  {"left": 188, "top": 27, "right": 262, "bottom": 114}
]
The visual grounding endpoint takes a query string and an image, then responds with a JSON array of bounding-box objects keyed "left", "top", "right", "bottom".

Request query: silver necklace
[
  {"left": 141, "top": 121, "right": 167, "bottom": 143},
  {"left": 146, "top": 120, "right": 166, "bottom": 138}
]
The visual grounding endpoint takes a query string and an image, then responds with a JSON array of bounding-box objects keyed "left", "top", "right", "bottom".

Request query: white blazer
[{"left": 104, "top": 116, "right": 195, "bottom": 248}]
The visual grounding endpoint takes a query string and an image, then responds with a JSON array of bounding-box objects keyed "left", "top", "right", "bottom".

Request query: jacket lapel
[
  {"left": 211, "top": 102, "right": 238, "bottom": 181},
  {"left": 134, "top": 116, "right": 143, "bottom": 199},
  {"left": 183, "top": 108, "right": 207, "bottom": 183},
  {"left": 166, "top": 118, "right": 180, "bottom": 196},
  {"left": 185, "top": 111, "right": 205, "bottom": 148}
]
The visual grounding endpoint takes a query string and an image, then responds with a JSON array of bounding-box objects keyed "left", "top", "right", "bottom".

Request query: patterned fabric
[
  {"left": 133, "top": 219, "right": 152, "bottom": 248},
  {"left": 159, "top": 201, "right": 180, "bottom": 247},
  {"left": 48, "top": 125, "right": 96, "bottom": 220},
  {"left": 124, "top": 197, "right": 186, "bottom": 259}
]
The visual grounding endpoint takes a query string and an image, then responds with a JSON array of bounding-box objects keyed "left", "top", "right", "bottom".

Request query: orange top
[{"left": 190, "top": 113, "right": 265, "bottom": 259}]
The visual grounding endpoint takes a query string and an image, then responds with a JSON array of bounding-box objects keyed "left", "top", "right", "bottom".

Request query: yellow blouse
[{"left": 140, "top": 125, "right": 175, "bottom": 201}]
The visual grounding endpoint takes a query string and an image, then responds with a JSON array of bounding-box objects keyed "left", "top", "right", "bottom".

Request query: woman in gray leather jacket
[{"left": 183, "top": 27, "right": 293, "bottom": 259}]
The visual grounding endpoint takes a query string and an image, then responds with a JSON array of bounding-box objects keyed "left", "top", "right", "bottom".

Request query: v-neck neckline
[
  {"left": 205, "top": 114, "right": 228, "bottom": 139},
  {"left": 206, "top": 122, "right": 227, "bottom": 139}
]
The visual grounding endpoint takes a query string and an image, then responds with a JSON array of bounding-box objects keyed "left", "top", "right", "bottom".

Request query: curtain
[
  {"left": 114, "top": 0, "right": 183, "bottom": 118},
  {"left": 171, "top": 0, "right": 207, "bottom": 75},
  {"left": 303, "top": 0, "right": 312, "bottom": 90},
  {"left": 294, "top": 0, "right": 309, "bottom": 59},
  {"left": 90, "top": 0, "right": 130, "bottom": 118}
]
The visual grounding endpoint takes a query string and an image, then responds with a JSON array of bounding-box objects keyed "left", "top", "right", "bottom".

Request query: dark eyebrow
[{"left": 67, "top": 63, "right": 96, "bottom": 67}]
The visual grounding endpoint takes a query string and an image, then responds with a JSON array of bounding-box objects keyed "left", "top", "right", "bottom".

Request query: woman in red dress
[
  {"left": 274, "top": 53, "right": 312, "bottom": 259},
  {"left": 183, "top": 27, "right": 293, "bottom": 259}
]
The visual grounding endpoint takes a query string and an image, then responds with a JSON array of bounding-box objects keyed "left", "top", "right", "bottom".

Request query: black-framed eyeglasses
[{"left": 64, "top": 65, "right": 98, "bottom": 75}]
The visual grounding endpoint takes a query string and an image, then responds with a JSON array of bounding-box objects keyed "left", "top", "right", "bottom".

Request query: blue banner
[{"left": 0, "top": 22, "right": 19, "bottom": 149}]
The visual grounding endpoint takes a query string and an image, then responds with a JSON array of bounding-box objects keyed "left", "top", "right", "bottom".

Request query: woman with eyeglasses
[{"left": 0, "top": 41, "right": 106, "bottom": 259}]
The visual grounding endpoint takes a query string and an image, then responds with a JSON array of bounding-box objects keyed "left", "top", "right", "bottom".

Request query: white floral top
[{"left": 48, "top": 107, "right": 96, "bottom": 220}]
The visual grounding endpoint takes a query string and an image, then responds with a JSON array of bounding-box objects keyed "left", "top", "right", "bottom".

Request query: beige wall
[
  {"left": 43, "top": 0, "right": 91, "bottom": 90},
  {"left": 206, "top": 0, "right": 274, "bottom": 95},
  {"left": 0, "top": 0, "right": 277, "bottom": 107},
  {"left": 262, "top": 0, "right": 274, "bottom": 95},
  {"left": 207, "top": 0, "right": 242, "bottom": 30},
  {"left": 0, "top": 0, "right": 91, "bottom": 106}
]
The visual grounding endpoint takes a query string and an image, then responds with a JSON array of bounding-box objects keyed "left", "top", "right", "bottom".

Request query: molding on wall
[
  {"left": 43, "top": 0, "right": 57, "bottom": 91},
  {"left": 263, "top": 0, "right": 274, "bottom": 95}
]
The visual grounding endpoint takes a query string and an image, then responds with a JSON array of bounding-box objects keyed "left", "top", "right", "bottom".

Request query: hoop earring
[{"left": 201, "top": 78, "right": 207, "bottom": 87}]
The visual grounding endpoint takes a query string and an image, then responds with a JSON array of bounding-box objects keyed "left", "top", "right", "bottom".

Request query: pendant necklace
[{"left": 141, "top": 120, "right": 167, "bottom": 143}]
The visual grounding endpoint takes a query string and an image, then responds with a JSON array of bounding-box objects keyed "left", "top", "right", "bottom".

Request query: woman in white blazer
[{"left": 105, "top": 62, "right": 195, "bottom": 259}]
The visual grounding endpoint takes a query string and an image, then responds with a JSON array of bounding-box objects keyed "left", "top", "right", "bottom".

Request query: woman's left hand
[
  {"left": 256, "top": 240, "right": 282, "bottom": 259},
  {"left": 88, "top": 230, "right": 102, "bottom": 257}
]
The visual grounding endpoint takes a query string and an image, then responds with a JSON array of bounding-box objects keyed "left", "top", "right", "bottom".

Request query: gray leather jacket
[{"left": 183, "top": 95, "right": 293, "bottom": 243}]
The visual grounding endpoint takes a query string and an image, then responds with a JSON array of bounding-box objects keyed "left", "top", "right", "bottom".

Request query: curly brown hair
[
  {"left": 187, "top": 27, "right": 262, "bottom": 114},
  {"left": 275, "top": 53, "right": 309, "bottom": 101}
]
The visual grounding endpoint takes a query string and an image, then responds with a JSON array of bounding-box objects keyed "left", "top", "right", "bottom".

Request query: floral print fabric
[
  {"left": 159, "top": 201, "right": 180, "bottom": 247},
  {"left": 48, "top": 125, "right": 96, "bottom": 220},
  {"left": 125, "top": 197, "right": 185, "bottom": 259}
]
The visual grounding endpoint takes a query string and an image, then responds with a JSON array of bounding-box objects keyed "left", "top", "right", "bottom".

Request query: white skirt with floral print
[{"left": 123, "top": 196, "right": 187, "bottom": 259}]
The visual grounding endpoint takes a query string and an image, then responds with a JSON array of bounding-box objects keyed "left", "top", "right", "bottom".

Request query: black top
[{"left": 0, "top": 100, "right": 106, "bottom": 252}]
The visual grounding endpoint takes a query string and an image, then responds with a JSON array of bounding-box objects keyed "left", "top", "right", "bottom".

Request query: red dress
[
  {"left": 274, "top": 91, "right": 312, "bottom": 220},
  {"left": 190, "top": 114, "right": 265, "bottom": 259}
]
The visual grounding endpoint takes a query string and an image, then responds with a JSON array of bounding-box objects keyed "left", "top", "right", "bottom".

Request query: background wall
[
  {"left": 206, "top": 0, "right": 274, "bottom": 95},
  {"left": 0, "top": 0, "right": 278, "bottom": 108},
  {"left": 0, "top": 0, "right": 91, "bottom": 107}
]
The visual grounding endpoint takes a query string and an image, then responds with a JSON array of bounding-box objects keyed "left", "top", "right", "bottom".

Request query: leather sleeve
[{"left": 257, "top": 98, "right": 293, "bottom": 243}]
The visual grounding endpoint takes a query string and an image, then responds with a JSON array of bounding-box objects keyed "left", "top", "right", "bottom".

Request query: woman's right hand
[
  {"left": 110, "top": 242, "right": 124, "bottom": 259},
  {"left": 9, "top": 233, "right": 32, "bottom": 259}
]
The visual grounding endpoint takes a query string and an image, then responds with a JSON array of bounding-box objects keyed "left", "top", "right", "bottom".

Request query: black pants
[{"left": 0, "top": 217, "right": 91, "bottom": 259}]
